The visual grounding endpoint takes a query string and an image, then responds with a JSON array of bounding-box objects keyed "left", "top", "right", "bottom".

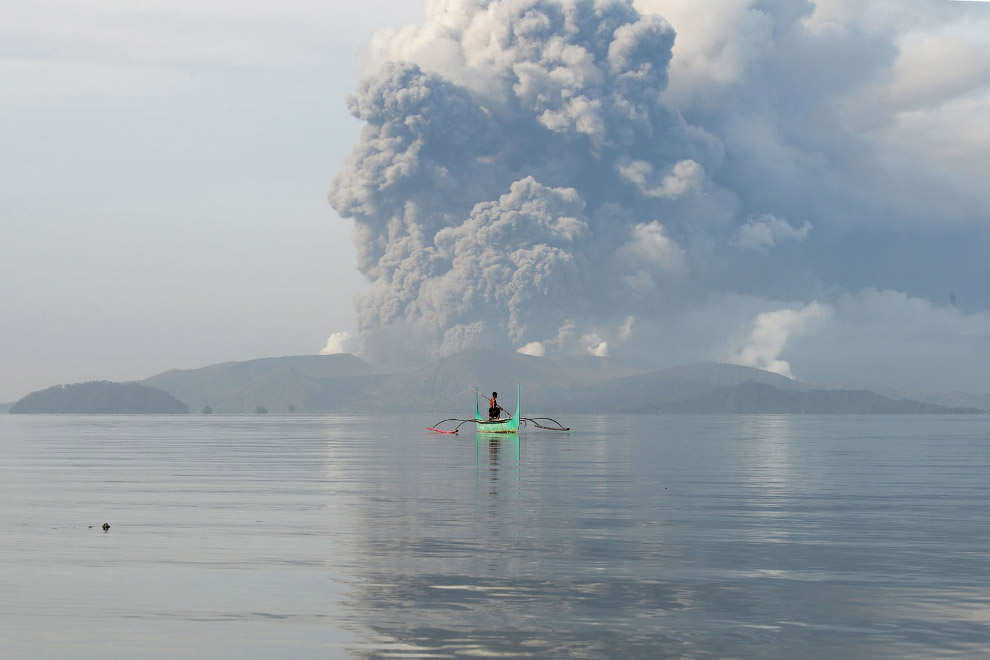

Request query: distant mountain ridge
[
  {"left": 142, "top": 353, "right": 384, "bottom": 414},
  {"left": 901, "top": 390, "right": 990, "bottom": 412},
  {"left": 133, "top": 351, "right": 983, "bottom": 415},
  {"left": 657, "top": 381, "right": 972, "bottom": 414},
  {"left": 8, "top": 351, "right": 983, "bottom": 415}
]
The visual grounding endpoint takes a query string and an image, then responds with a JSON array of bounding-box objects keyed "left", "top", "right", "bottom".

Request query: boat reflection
[{"left": 476, "top": 433, "right": 520, "bottom": 500}]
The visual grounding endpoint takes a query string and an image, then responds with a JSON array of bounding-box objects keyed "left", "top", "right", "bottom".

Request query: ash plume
[
  {"left": 331, "top": 0, "right": 720, "bottom": 362},
  {"left": 329, "top": 0, "right": 990, "bottom": 387}
]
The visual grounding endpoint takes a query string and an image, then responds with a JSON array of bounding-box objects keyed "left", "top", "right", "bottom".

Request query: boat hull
[{"left": 475, "top": 417, "right": 519, "bottom": 433}]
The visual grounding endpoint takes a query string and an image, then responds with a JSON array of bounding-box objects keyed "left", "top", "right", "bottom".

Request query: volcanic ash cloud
[
  {"left": 328, "top": 0, "right": 990, "bottom": 388},
  {"left": 330, "top": 0, "right": 722, "bottom": 362}
]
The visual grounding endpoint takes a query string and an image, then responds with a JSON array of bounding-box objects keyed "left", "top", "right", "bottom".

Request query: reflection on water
[
  {"left": 740, "top": 415, "right": 796, "bottom": 489},
  {"left": 737, "top": 415, "right": 800, "bottom": 545},
  {"left": 476, "top": 433, "right": 519, "bottom": 500},
  {"left": 3, "top": 414, "right": 990, "bottom": 659}
]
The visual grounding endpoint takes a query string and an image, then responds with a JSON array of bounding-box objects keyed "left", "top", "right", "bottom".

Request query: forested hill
[{"left": 10, "top": 381, "right": 189, "bottom": 414}]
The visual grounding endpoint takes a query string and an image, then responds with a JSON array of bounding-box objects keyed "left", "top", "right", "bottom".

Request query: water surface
[{"left": 2, "top": 414, "right": 989, "bottom": 658}]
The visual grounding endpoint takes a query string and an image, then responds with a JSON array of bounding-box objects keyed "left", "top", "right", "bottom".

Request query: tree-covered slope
[{"left": 10, "top": 381, "right": 189, "bottom": 414}]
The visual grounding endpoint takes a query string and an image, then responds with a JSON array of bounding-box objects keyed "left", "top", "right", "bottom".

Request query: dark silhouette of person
[{"left": 488, "top": 392, "right": 502, "bottom": 420}]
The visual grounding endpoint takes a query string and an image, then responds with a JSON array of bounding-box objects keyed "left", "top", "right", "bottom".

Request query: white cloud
[
  {"left": 588, "top": 341, "right": 609, "bottom": 357},
  {"left": 516, "top": 341, "right": 546, "bottom": 357},
  {"left": 618, "top": 159, "right": 704, "bottom": 199},
  {"left": 734, "top": 214, "right": 812, "bottom": 253},
  {"left": 806, "top": 1, "right": 990, "bottom": 181},
  {"left": 725, "top": 302, "right": 831, "bottom": 378},
  {"left": 320, "top": 331, "right": 356, "bottom": 355},
  {"left": 624, "top": 221, "right": 687, "bottom": 271},
  {"left": 582, "top": 332, "right": 609, "bottom": 357}
]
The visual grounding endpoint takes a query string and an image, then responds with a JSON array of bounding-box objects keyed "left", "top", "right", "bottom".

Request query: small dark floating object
[{"left": 102, "top": 523, "right": 110, "bottom": 532}]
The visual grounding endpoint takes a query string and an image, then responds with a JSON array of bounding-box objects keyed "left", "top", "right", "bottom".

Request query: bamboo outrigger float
[{"left": 427, "top": 384, "right": 569, "bottom": 434}]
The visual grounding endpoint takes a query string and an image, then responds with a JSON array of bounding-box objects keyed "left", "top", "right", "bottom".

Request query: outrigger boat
[
  {"left": 427, "top": 384, "right": 569, "bottom": 434},
  {"left": 475, "top": 384, "right": 520, "bottom": 434}
]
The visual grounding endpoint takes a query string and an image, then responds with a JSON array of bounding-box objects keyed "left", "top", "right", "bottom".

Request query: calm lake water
[{"left": 2, "top": 414, "right": 989, "bottom": 659}]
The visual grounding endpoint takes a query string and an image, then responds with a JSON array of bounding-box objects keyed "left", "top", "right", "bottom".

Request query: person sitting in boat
[{"left": 488, "top": 392, "right": 502, "bottom": 420}]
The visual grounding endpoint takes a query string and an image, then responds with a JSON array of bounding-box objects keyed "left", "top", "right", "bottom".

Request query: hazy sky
[
  {"left": 3, "top": 0, "right": 990, "bottom": 401},
  {"left": 1, "top": 0, "right": 421, "bottom": 400}
]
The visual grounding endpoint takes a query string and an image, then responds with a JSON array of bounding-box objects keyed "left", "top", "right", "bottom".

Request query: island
[{"left": 10, "top": 381, "right": 189, "bottom": 414}]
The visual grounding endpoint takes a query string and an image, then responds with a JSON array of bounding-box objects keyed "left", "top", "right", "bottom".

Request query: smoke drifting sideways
[{"left": 328, "top": 0, "right": 990, "bottom": 389}]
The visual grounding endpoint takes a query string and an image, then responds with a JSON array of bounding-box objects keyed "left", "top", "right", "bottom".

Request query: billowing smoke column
[
  {"left": 330, "top": 0, "right": 990, "bottom": 387},
  {"left": 331, "top": 0, "right": 720, "bottom": 362}
]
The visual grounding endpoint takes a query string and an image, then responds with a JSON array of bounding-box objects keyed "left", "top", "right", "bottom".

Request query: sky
[
  {"left": 3, "top": 0, "right": 990, "bottom": 401},
  {"left": 1, "top": 0, "right": 421, "bottom": 401}
]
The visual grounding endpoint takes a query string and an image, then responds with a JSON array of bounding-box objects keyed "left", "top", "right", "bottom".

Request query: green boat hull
[{"left": 476, "top": 384, "right": 520, "bottom": 434}]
